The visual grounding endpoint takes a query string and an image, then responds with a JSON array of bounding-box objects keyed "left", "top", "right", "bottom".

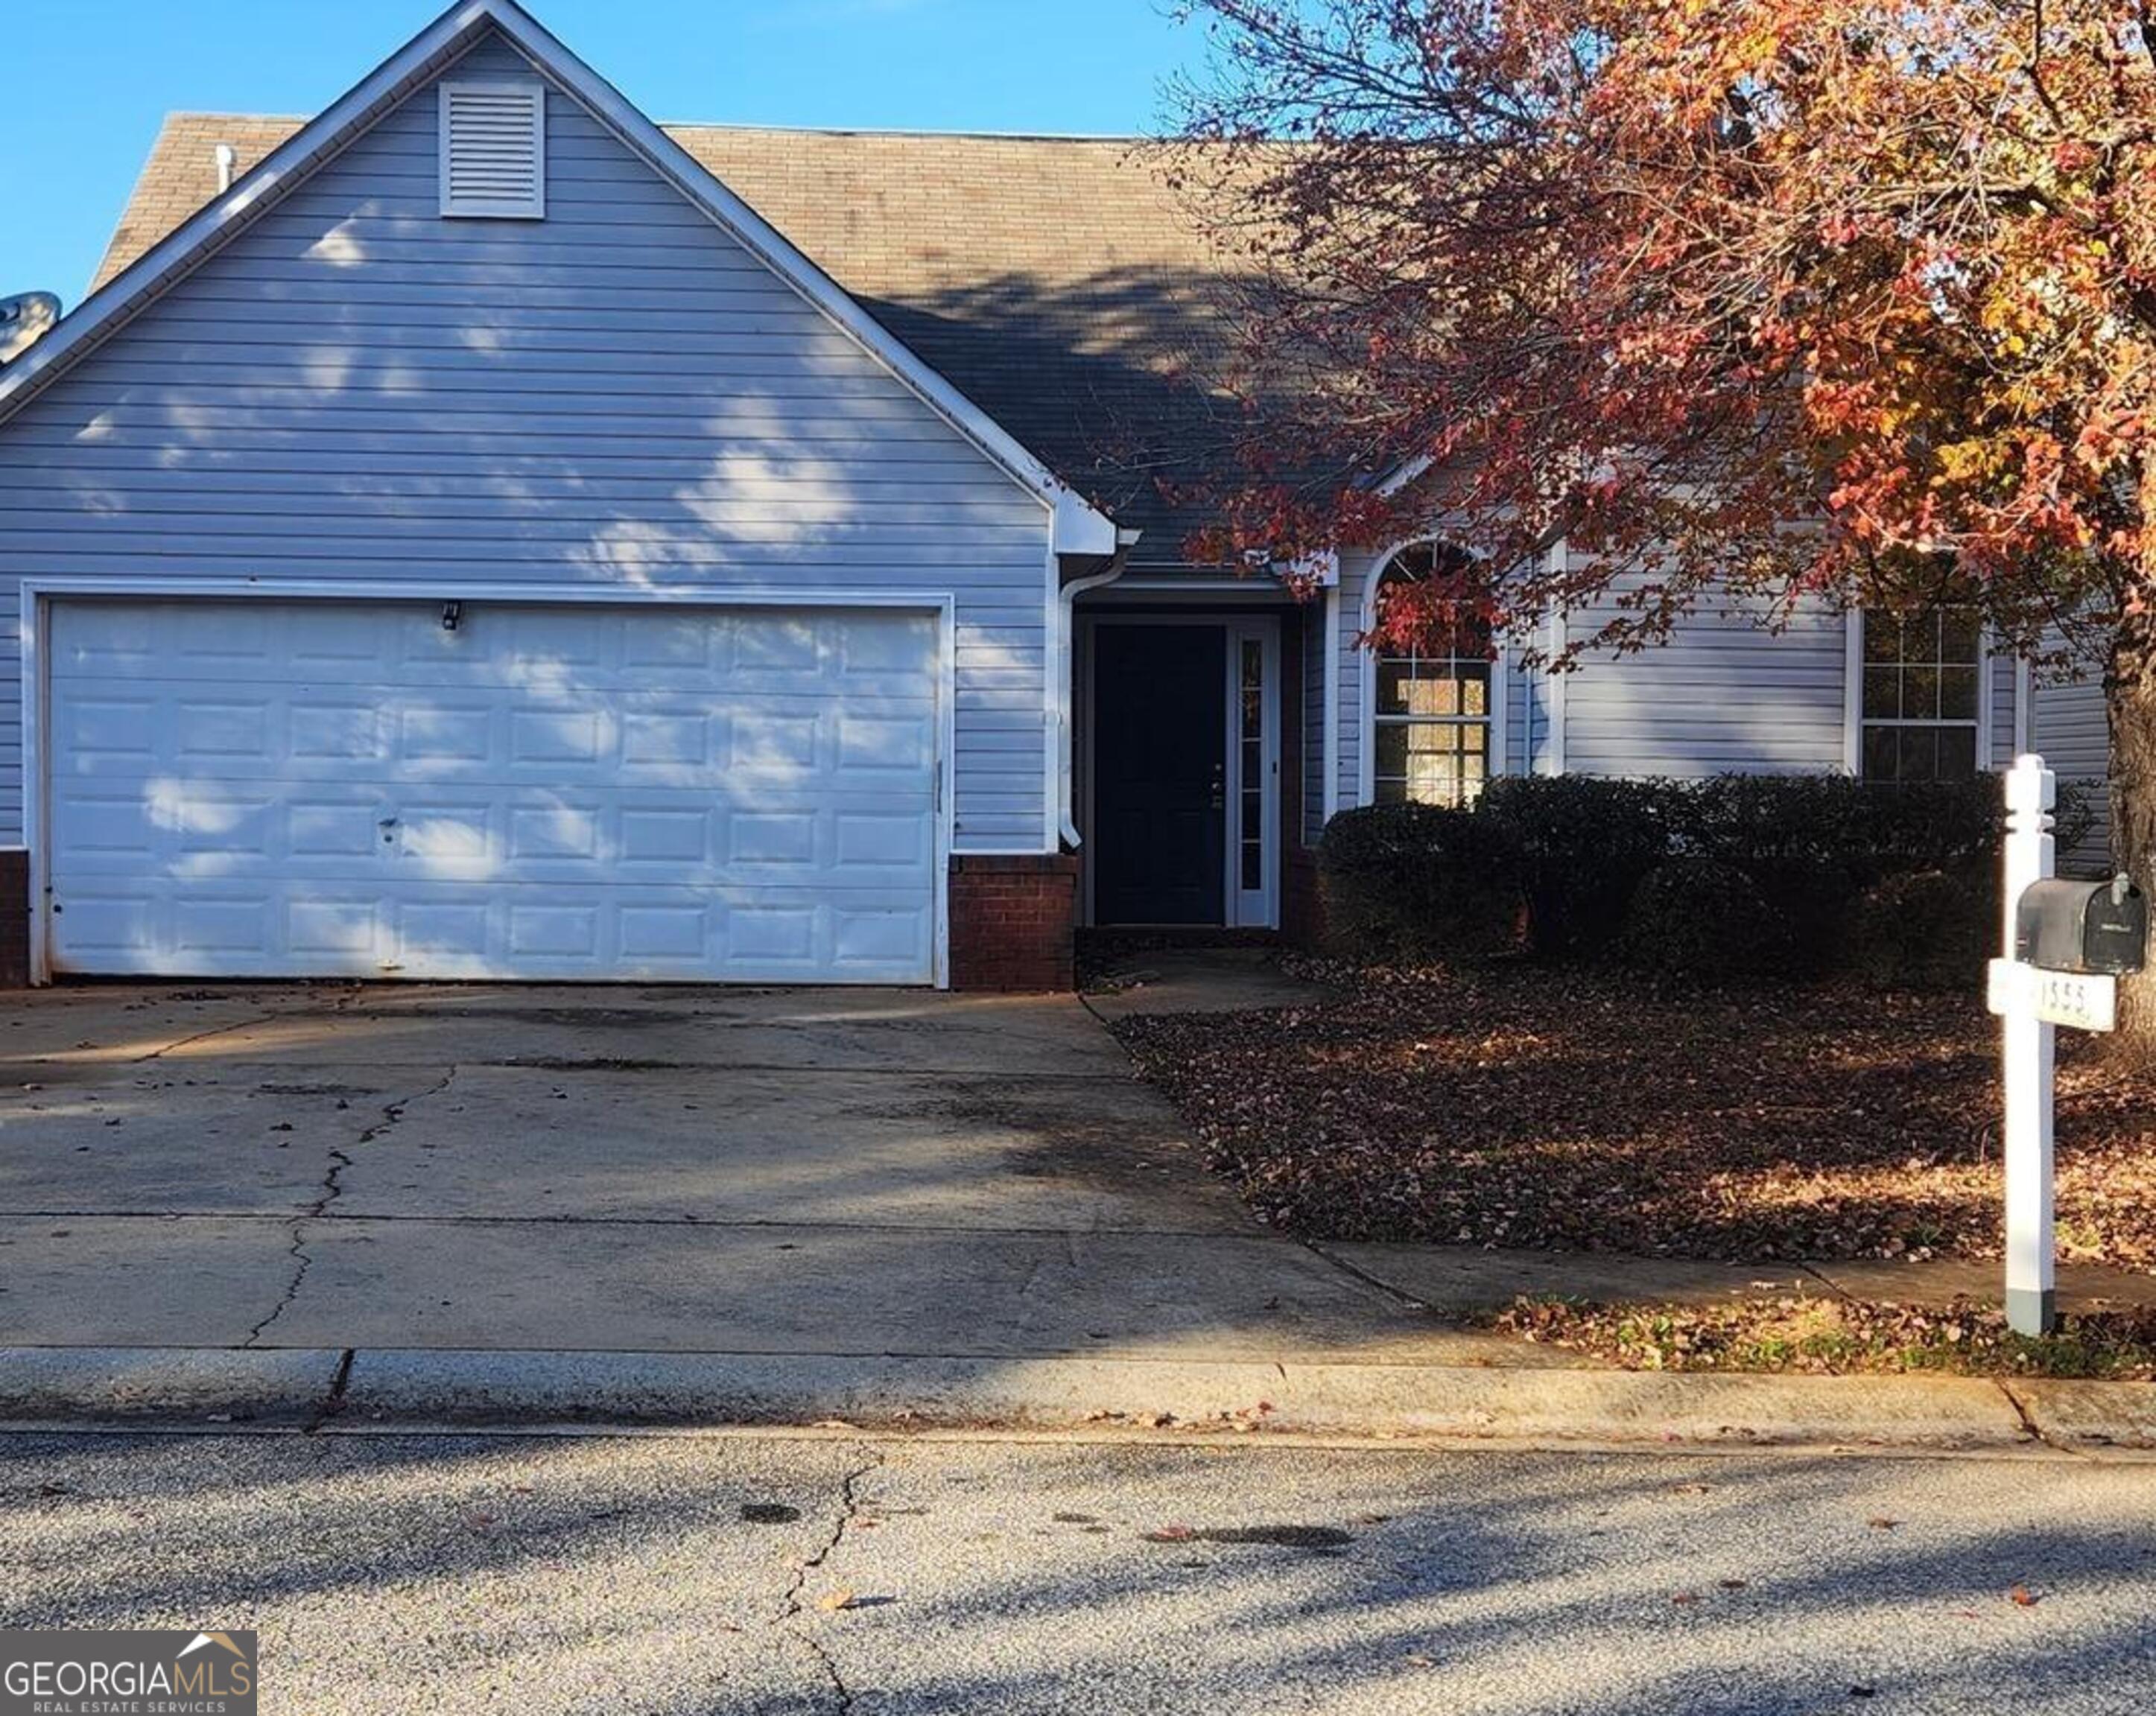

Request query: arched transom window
[{"left": 1371, "top": 542, "right": 1497, "bottom": 808}]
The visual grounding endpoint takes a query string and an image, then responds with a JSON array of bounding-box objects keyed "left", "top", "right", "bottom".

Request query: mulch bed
[
  {"left": 1109, "top": 960, "right": 2156, "bottom": 1271},
  {"left": 1492, "top": 1294, "right": 2156, "bottom": 1380}
]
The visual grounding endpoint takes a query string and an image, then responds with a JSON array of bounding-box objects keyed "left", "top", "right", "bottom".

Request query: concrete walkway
[
  {"left": 1320, "top": 1241, "right": 2156, "bottom": 1315},
  {"left": 1080, "top": 946, "right": 1331, "bottom": 1019}
]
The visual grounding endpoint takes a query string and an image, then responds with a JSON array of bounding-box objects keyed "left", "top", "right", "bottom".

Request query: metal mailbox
[{"left": 2014, "top": 874, "right": 2149, "bottom": 976}]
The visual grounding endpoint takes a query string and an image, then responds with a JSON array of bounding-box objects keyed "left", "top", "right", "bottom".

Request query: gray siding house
[{"left": 0, "top": 0, "right": 2118, "bottom": 990}]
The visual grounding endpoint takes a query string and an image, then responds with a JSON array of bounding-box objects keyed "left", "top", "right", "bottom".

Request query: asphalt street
[{"left": 2, "top": 1431, "right": 2152, "bottom": 1715}]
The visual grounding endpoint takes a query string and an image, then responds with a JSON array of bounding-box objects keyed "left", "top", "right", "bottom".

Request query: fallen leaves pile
[
  {"left": 1109, "top": 961, "right": 2156, "bottom": 1268},
  {"left": 1491, "top": 1293, "right": 2156, "bottom": 1379}
]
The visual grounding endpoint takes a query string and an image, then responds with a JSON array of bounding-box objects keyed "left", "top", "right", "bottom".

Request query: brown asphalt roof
[{"left": 95, "top": 113, "right": 1255, "bottom": 559}]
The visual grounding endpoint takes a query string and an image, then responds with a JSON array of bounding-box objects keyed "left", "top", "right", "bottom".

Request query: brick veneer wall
[
  {"left": 948, "top": 853, "right": 1079, "bottom": 991},
  {"left": 0, "top": 850, "right": 28, "bottom": 988}
]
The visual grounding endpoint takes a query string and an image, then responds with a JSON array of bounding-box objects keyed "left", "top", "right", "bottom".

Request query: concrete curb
[
  {"left": 2005, "top": 1378, "right": 2156, "bottom": 1452},
  {"left": 0, "top": 1347, "right": 2148, "bottom": 1452},
  {"left": 0, "top": 1347, "right": 344, "bottom": 1424},
  {"left": 328, "top": 1350, "right": 2032, "bottom": 1448}
]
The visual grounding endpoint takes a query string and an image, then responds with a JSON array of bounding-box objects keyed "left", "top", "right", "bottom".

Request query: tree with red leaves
[{"left": 1167, "top": 0, "right": 2156, "bottom": 1008}]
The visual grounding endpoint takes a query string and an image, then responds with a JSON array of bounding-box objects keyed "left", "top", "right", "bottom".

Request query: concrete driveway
[{"left": 0, "top": 983, "right": 1443, "bottom": 1370}]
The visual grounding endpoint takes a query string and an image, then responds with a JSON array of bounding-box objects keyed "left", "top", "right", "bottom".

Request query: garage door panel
[
  {"left": 52, "top": 868, "right": 936, "bottom": 983},
  {"left": 51, "top": 699, "right": 937, "bottom": 789},
  {"left": 46, "top": 599, "right": 941, "bottom": 983},
  {"left": 291, "top": 701, "right": 393, "bottom": 763},
  {"left": 49, "top": 695, "right": 159, "bottom": 761},
  {"left": 51, "top": 781, "right": 937, "bottom": 883},
  {"left": 50, "top": 603, "right": 939, "bottom": 690}
]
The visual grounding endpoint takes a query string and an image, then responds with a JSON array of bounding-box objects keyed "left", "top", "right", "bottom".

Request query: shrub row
[
  {"left": 1318, "top": 774, "right": 2096, "bottom": 986},
  {"left": 1316, "top": 801, "right": 1526, "bottom": 965}
]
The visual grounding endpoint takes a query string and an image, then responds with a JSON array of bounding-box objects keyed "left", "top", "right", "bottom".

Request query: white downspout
[
  {"left": 1321, "top": 582, "right": 1341, "bottom": 821},
  {"left": 1056, "top": 530, "right": 1141, "bottom": 846}
]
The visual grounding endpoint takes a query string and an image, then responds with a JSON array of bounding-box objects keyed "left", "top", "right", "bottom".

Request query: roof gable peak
[{"left": 0, "top": 0, "right": 1115, "bottom": 552}]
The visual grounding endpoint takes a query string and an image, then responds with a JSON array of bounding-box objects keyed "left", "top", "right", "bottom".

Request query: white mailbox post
[
  {"left": 1986, "top": 756, "right": 2061, "bottom": 1335},
  {"left": 1981, "top": 756, "right": 2143, "bottom": 1335}
]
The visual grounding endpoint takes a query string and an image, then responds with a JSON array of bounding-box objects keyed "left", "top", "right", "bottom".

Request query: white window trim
[
  {"left": 2014, "top": 652, "right": 2034, "bottom": 756},
  {"left": 1844, "top": 607, "right": 1992, "bottom": 781},
  {"left": 1355, "top": 540, "right": 1510, "bottom": 807},
  {"left": 1226, "top": 620, "right": 1281, "bottom": 927},
  {"left": 439, "top": 78, "right": 547, "bottom": 220},
  {"left": 1321, "top": 582, "right": 1342, "bottom": 822},
  {"left": 1539, "top": 600, "right": 1568, "bottom": 775},
  {"left": 1535, "top": 538, "right": 1570, "bottom": 776}
]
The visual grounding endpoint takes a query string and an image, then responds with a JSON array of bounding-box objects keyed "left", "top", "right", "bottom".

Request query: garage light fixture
[{"left": 441, "top": 600, "right": 463, "bottom": 632}]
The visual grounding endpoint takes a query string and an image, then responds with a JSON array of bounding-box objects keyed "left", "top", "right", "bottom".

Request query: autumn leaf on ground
[
  {"left": 1110, "top": 967, "right": 2156, "bottom": 1275},
  {"left": 2009, "top": 1585, "right": 2041, "bottom": 1607},
  {"left": 816, "top": 1589, "right": 859, "bottom": 1612}
]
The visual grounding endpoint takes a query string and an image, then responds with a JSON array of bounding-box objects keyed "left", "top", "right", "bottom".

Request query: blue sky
[{"left": 2, "top": 0, "right": 1199, "bottom": 306}]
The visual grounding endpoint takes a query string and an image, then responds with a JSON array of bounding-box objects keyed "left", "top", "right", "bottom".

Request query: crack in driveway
[
  {"left": 130, "top": 1010, "right": 289, "bottom": 1066},
  {"left": 244, "top": 1067, "right": 458, "bottom": 1350}
]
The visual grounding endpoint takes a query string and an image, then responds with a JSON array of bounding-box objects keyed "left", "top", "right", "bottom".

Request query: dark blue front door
[{"left": 1093, "top": 624, "right": 1225, "bottom": 925}]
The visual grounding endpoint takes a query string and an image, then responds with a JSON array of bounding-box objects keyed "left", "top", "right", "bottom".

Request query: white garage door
[{"left": 43, "top": 599, "right": 941, "bottom": 984}]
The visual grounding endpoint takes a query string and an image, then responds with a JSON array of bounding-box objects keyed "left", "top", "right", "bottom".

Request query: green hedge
[
  {"left": 1615, "top": 858, "right": 1777, "bottom": 982},
  {"left": 1476, "top": 776, "right": 1675, "bottom": 959},
  {"left": 1851, "top": 870, "right": 1997, "bottom": 991},
  {"left": 1677, "top": 775, "right": 2000, "bottom": 972},
  {"left": 1319, "top": 772, "right": 2020, "bottom": 981},
  {"left": 1489, "top": 772, "right": 2003, "bottom": 970},
  {"left": 1316, "top": 801, "right": 1525, "bottom": 962}
]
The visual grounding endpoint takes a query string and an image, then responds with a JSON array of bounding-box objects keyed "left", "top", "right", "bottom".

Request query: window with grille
[
  {"left": 1371, "top": 543, "right": 1496, "bottom": 807},
  {"left": 440, "top": 80, "right": 546, "bottom": 219},
  {"left": 1859, "top": 608, "right": 1982, "bottom": 782}
]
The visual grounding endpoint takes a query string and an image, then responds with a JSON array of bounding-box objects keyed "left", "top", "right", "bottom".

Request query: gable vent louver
[{"left": 440, "top": 80, "right": 545, "bottom": 219}]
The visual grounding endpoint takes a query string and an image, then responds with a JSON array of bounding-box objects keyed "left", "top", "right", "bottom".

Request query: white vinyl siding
[
  {"left": 1337, "top": 547, "right": 1830, "bottom": 798},
  {"left": 1330, "top": 550, "right": 2026, "bottom": 795},
  {"left": 1561, "top": 581, "right": 1848, "bottom": 779},
  {"left": 0, "top": 31, "right": 1053, "bottom": 853},
  {"left": 2032, "top": 641, "right": 2114, "bottom": 875}
]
